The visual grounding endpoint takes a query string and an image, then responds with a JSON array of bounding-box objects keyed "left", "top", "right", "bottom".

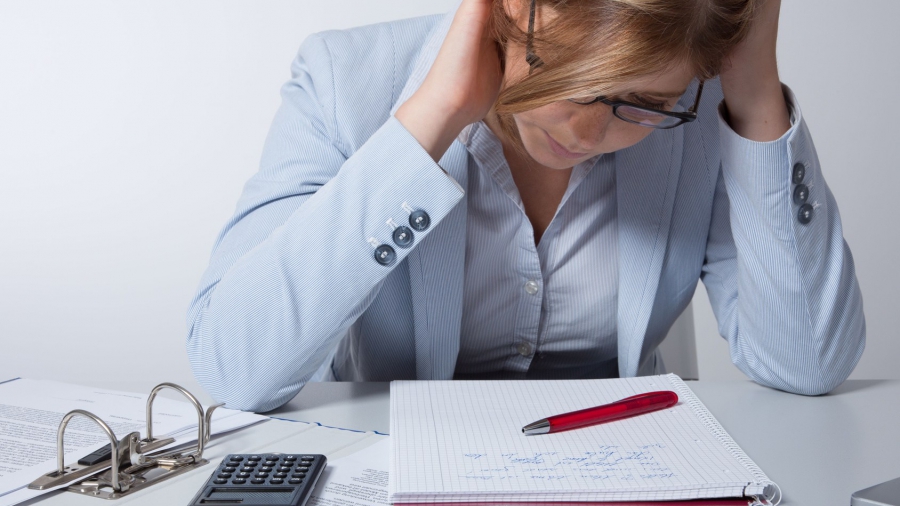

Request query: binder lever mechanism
[{"left": 28, "top": 382, "right": 223, "bottom": 499}]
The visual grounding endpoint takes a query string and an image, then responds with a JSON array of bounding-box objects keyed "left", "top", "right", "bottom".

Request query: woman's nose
[{"left": 569, "top": 103, "right": 615, "bottom": 149}]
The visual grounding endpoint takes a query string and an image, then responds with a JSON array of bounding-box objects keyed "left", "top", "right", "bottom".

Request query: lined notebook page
[{"left": 389, "top": 374, "right": 775, "bottom": 503}]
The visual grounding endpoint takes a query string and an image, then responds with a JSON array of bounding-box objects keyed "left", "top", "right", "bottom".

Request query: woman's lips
[{"left": 543, "top": 131, "right": 587, "bottom": 160}]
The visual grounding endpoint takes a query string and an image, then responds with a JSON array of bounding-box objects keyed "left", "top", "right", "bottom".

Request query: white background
[{"left": 1, "top": 0, "right": 897, "bottom": 395}]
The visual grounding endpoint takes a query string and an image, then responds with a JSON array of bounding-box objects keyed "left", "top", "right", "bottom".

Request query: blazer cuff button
[
  {"left": 797, "top": 203, "right": 813, "bottom": 225},
  {"left": 392, "top": 226, "right": 414, "bottom": 248},
  {"left": 374, "top": 245, "right": 396, "bottom": 266},
  {"left": 409, "top": 210, "right": 431, "bottom": 231}
]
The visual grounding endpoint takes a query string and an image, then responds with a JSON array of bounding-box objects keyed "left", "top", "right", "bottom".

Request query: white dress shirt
[{"left": 455, "top": 121, "right": 620, "bottom": 379}]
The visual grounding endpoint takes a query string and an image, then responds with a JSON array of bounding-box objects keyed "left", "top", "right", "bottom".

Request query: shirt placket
[{"left": 508, "top": 223, "right": 543, "bottom": 373}]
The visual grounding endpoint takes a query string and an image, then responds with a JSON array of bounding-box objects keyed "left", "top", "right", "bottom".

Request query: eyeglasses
[
  {"left": 566, "top": 82, "right": 705, "bottom": 129},
  {"left": 524, "top": 0, "right": 704, "bottom": 130}
]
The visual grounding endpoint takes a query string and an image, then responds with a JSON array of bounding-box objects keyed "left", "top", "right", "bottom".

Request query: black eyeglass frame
[
  {"left": 524, "top": 0, "right": 705, "bottom": 130},
  {"left": 568, "top": 81, "right": 705, "bottom": 130}
]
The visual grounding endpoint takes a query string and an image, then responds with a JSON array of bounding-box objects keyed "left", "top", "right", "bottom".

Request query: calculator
[{"left": 187, "top": 453, "right": 326, "bottom": 506}]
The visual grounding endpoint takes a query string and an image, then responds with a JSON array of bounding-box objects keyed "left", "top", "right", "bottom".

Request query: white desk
[{"left": 19, "top": 380, "right": 900, "bottom": 505}]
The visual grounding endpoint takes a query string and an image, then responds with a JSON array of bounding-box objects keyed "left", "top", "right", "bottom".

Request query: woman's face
[{"left": 501, "top": 41, "right": 696, "bottom": 170}]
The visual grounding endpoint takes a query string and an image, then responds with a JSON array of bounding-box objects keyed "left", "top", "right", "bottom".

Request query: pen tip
[{"left": 521, "top": 419, "right": 550, "bottom": 435}]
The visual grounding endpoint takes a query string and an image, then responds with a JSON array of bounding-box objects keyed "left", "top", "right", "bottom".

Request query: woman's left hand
[{"left": 719, "top": 0, "right": 791, "bottom": 142}]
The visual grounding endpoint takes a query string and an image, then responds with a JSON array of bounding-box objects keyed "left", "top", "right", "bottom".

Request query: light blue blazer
[{"left": 186, "top": 8, "right": 865, "bottom": 412}]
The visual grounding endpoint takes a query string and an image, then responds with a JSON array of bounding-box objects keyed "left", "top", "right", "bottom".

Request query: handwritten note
[{"left": 460, "top": 445, "right": 675, "bottom": 482}]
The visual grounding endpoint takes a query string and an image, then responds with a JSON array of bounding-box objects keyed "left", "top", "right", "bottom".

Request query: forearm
[
  {"left": 720, "top": 66, "right": 790, "bottom": 142},
  {"left": 718, "top": 0, "right": 790, "bottom": 142},
  {"left": 395, "top": 93, "right": 469, "bottom": 163}
]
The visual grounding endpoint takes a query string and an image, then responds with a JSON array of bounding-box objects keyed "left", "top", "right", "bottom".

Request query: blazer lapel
[{"left": 616, "top": 125, "right": 684, "bottom": 377}]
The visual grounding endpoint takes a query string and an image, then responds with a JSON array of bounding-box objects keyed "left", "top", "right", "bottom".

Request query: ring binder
[{"left": 27, "top": 382, "right": 223, "bottom": 500}]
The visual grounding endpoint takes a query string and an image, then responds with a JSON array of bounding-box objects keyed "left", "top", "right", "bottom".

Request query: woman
[{"left": 186, "top": 0, "right": 865, "bottom": 412}]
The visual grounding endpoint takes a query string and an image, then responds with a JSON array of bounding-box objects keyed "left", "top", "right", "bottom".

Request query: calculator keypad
[
  {"left": 217, "top": 453, "right": 323, "bottom": 486},
  {"left": 190, "top": 453, "right": 327, "bottom": 506}
]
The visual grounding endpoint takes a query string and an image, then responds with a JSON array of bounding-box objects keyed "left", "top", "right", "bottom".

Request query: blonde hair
[{"left": 490, "top": 0, "right": 757, "bottom": 144}]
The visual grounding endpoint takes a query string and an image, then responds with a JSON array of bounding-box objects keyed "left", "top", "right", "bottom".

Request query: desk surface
[{"left": 22, "top": 379, "right": 900, "bottom": 505}]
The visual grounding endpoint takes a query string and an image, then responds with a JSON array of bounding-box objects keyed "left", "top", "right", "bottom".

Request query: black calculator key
[
  {"left": 275, "top": 472, "right": 288, "bottom": 478},
  {"left": 278, "top": 467, "right": 292, "bottom": 474},
  {"left": 217, "top": 474, "right": 232, "bottom": 479},
  {"left": 301, "top": 455, "right": 315, "bottom": 460},
  {"left": 237, "top": 472, "right": 251, "bottom": 478},
  {"left": 229, "top": 456, "right": 243, "bottom": 462},
  {"left": 261, "top": 465, "right": 273, "bottom": 472},
  {"left": 213, "top": 479, "right": 228, "bottom": 485},
  {"left": 289, "top": 478, "right": 303, "bottom": 484},
  {"left": 231, "top": 478, "right": 246, "bottom": 484},
  {"left": 241, "top": 467, "right": 254, "bottom": 473},
  {"left": 245, "top": 461, "right": 258, "bottom": 467},
  {"left": 297, "top": 466, "right": 309, "bottom": 472},
  {"left": 248, "top": 455, "right": 262, "bottom": 461},
  {"left": 270, "top": 478, "right": 284, "bottom": 484},
  {"left": 284, "top": 455, "right": 297, "bottom": 461},
  {"left": 224, "top": 466, "right": 237, "bottom": 472},
  {"left": 251, "top": 478, "right": 266, "bottom": 484}
]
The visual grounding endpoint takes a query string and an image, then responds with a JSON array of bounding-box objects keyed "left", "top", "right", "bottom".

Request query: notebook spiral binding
[{"left": 667, "top": 375, "right": 782, "bottom": 506}]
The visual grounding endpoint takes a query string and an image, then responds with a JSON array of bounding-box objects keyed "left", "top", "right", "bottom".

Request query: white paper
[
  {"left": 0, "top": 378, "right": 266, "bottom": 504},
  {"left": 310, "top": 437, "right": 391, "bottom": 506}
]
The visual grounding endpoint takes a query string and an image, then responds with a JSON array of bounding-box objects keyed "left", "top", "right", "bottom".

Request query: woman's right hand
[{"left": 395, "top": 0, "right": 503, "bottom": 162}]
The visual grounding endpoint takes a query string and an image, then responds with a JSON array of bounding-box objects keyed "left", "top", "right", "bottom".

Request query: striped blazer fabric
[{"left": 186, "top": 6, "right": 865, "bottom": 412}]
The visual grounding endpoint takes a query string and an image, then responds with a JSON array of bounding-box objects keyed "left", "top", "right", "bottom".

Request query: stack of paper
[{"left": 0, "top": 378, "right": 267, "bottom": 505}]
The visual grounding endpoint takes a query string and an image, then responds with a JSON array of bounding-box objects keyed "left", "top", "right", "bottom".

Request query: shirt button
[
  {"left": 517, "top": 342, "right": 533, "bottom": 356},
  {"left": 524, "top": 280, "right": 539, "bottom": 295}
]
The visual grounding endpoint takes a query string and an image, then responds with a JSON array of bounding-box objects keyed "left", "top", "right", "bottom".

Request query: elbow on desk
[
  {"left": 190, "top": 364, "right": 301, "bottom": 413},
  {"left": 185, "top": 319, "right": 302, "bottom": 413},
  {"left": 185, "top": 343, "right": 302, "bottom": 413},
  {"left": 739, "top": 324, "right": 866, "bottom": 397},
  {"left": 214, "top": 386, "right": 296, "bottom": 413}
]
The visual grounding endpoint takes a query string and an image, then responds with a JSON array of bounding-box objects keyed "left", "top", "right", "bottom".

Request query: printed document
[
  {"left": 310, "top": 436, "right": 391, "bottom": 506},
  {"left": 0, "top": 378, "right": 265, "bottom": 504}
]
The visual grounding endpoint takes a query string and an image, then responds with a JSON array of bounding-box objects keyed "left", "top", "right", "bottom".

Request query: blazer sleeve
[
  {"left": 701, "top": 84, "right": 865, "bottom": 395},
  {"left": 185, "top": 33, "right": 465, "bottom": 412}
]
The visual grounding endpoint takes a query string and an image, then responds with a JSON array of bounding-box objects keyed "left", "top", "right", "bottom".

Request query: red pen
[{"left": 521, "top": 390, "right": 679, "bottom": 435}]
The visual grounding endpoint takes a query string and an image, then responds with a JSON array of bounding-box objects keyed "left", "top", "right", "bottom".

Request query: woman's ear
[{"left": 502, "top": 0, "right": 534, "bottom": 31}]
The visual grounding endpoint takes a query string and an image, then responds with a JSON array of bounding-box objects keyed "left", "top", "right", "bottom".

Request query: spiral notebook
[{"left": 389, "top": 374, "right": 779, "bottom": 505}]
